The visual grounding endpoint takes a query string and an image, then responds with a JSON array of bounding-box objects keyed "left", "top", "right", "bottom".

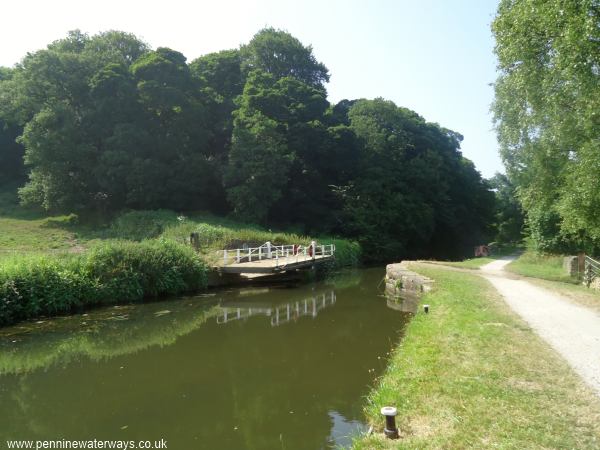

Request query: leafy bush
[
  {"left": 0, "top": 255, "right": 96, "bottom": 325},
  {"left": 85, "top": 240, "right": 207, "bottom": 301},
  {"left": 0, "top": 240, "right": 208, "bottom": 326},
  {"left": 321, "top": 237, "right": 361, "bottom": 269}
]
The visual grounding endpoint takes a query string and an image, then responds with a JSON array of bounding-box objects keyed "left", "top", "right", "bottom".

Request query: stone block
[{"left": 563, "top": 256, "right": 579, "bottom": 277}]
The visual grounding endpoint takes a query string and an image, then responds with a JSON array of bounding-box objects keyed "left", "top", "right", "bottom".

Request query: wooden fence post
[{"left": 578, "top": 251, "right": 586, "bottom": 276}]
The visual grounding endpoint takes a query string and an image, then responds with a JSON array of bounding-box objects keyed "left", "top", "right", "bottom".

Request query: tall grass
[
  {"left": 0, "top": 240, "right": 208, "bottom": 326},
  {"left": 108, "top": 210, "right": 180, "bottom": 240}
]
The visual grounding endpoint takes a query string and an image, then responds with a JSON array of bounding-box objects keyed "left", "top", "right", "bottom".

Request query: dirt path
[{"left": 480, "top": 257, "right": 600, "bottom": 397}]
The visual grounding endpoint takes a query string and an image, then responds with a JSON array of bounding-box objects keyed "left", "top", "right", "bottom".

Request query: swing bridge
[{"left": 214, "top": 241, "right": 335, "bottom": 274}]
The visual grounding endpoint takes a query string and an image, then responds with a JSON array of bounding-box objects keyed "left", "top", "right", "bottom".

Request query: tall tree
[
  {"left": 128, "top": 47, "right": 217, "bottom": 210},
  {"left": 342, "top": 98, "right": 494, "bottom": 261},
  {"left": 241, "top": 28, "right": 329, "bottom": 90},
  {"left": 224, "top": 70, "right": 298, "bottom": 223},
  {"left": 493, "top": 0, "right": 600, "bottom": 252},
  {"left": 190, "top": 49, "right": 244, "bottom": 168},
  {"left": 224, "top": 69, "right": 352, "bottom": 228},
  {"left": 2, "top": 27, "right": 498, "bottom": 264},
  {"left": 0, "top": 68, "right": 26, "bottom": 185},
  {"left": 7, "top": 32, "right": 220, "bottom": 213}
]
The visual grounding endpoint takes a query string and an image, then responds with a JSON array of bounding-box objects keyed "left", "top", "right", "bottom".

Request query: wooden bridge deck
[{"left": 217, "top": 254, "right": 333, "bottom": 274}]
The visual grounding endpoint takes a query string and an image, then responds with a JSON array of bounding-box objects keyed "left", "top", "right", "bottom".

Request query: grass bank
[
  {"left": 0, "top": 240, "right": 208, "bottom": 327},
  {"left": 506, "top": 251, "right": 576, "bottom": 283},
  {"left": 0, "top": 186, "right": 82, "bottom": 258},
  {"left": 354, "top": 265, "right": 600, "bottom": 449}
]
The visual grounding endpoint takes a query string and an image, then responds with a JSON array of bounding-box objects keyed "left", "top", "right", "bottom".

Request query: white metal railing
[{"left": 217, "top": 241, "right": 335, "bottom": 267}]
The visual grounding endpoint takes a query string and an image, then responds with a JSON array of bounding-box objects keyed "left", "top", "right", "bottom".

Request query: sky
[{"left": 0, "top": 0, "right": 503, "bottom": 177}]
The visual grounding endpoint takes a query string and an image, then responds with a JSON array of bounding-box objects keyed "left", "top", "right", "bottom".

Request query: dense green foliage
[
  {"left": 489, "top": 173, "right": 524, "bottom": 244},
  {"left": 341, "top": 99, "right": 495, "bottom": 260},
  {"left": 0, "top": 28, "right": 494, "bottom": 261},
  {"left": 0, "top": 240, "right": 208, "bottom": 326},
  {"left": 492, "top": 1, "right": 600, "bottom": 253}
]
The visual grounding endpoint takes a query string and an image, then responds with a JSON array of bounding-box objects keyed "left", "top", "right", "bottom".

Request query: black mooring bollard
[
  {"left": 423, "top": 304, "right": 430, "bottom": 314},
  {"left": 380, "top": 406, "right": 399, "bottom": 439}
]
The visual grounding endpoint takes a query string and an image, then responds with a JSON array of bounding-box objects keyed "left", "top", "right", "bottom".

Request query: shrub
[
  {"left": 85, "top": 240, "right": 207, "bottom": 301},
  {"left": 325, "top": 238, "right": 361, "bottom": 268},
  {"left": 0, "top": 240, "right": 208, "bottom": 326},
  {"left": 0, "top": 255, "right": 95, "bottom": 325}
]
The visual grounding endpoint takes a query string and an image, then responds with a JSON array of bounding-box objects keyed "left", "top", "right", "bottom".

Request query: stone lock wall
[{"left": 385, "top": 262, "right": 434, "bottom": 298}]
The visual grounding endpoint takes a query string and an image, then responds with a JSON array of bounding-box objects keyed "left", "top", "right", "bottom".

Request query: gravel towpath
[{"left": 480, "top": 257, "right": 600, "bottom": 397}]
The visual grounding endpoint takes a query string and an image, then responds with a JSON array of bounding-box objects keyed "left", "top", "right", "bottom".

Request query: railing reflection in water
[{"left": 216, "top": 291, "right": 336, "bottom": 327}]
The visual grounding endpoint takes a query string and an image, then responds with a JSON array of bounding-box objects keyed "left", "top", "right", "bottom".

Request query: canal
[{"left": 0, "top": 268, "right": 414, "bottom": 449}]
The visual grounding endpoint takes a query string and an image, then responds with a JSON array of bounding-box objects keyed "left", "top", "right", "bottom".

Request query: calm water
[{"left": 0, "top": 268, "right": 414, "bottom": 449}]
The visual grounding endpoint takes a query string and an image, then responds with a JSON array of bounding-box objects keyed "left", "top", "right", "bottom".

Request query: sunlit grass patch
[{"left": 507, "top": 251, "right": 577, "bottom": 283}]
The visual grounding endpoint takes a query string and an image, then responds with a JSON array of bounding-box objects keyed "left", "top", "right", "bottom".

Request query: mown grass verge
[
  {"left": 0, "top": 240, "right": 208, "bottom": 327},
  {"left": 353, "top": 265, "right": 600, "bottom": 449},
  {"left": 506, "top": 251, "right": 577, "bottom": 283},
  {"left": 0, "top": 184, "right": 81, "bottom": 257}
]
